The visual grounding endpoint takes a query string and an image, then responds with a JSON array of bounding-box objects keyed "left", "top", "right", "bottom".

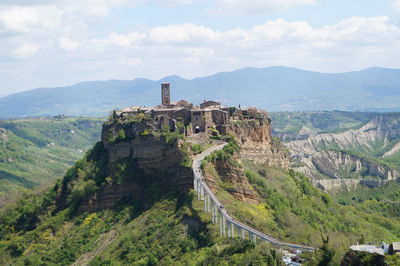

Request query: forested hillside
[
  {"left": 0, "top": 118, "right": 102, "bottom": 207},
  {"left": 1, "top": 134, "right": 399, "bottom": 265}
]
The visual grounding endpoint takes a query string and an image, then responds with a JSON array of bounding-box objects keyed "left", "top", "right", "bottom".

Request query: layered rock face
[
  {"left": 314, "top": 179, "right": 389, "bottom": 192},
  {"left": 312, "top": 150, "right": 399, "bottom": 181},
  {"left": 80, "top": 121, "right": 193, "bottom": 211},
  {"left": 287, "top": 115, "right": 400, "bottom": 157},
  {"left": 286, "top": 115, "right": 400, "bottom": 191},
  {"left": 205, "top": 159, "right": 259, "bottom": 204},
  {"left": 225, "top": 120, "right": 290, "bottom": 169}
]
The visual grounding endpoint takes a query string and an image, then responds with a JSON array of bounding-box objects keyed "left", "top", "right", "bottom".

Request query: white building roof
[{"left": 350, "top": 245, "right": 385, "bottom": 255}]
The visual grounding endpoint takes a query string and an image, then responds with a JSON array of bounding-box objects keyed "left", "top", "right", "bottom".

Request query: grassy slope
[
  {"left": 0, "top": 191, "right": 283, "bottom": 266},
  {"left": 203, "top": 158, "right": 400, "bottom": 264},
  {"left": 0, "top": 118, "right": 102, "bottom": 206}
]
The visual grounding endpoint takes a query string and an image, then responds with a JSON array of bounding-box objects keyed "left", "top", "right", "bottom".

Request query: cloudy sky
[{"left": 0, "top": 0, "right": 400, "bottom": 96}]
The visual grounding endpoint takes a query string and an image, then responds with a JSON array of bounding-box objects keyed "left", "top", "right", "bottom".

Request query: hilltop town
[{"left": 114, "top": 82, "right": 269, "bottom": 136}]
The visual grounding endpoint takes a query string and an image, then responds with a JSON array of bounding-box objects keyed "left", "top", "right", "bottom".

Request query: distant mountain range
[{"left": 1, "top": 66, "right": 400, "bottom": 118}]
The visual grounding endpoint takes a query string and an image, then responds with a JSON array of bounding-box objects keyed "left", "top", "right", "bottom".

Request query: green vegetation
[
  {"left": 0, "top": 188, "right": 283, "bottom": 265},
  {"left": 0, "top": 118, "right": 102, "bottom": 207},
  {"left": 340, "top": 250, "right": 400, "bottom": 265},
  {"left": 204, "top": 135, "right": 240, "bottom": 162},
  {"left": 202, "top": 151, "right": 400, "bottom": 264},
  {"left": 333, "top": 180, "right": 400, "bottom": 218}
]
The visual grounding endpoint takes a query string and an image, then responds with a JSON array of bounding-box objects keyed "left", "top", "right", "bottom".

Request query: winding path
[{"left": 192, "top": 143, "right": 315, "bottom": 252}]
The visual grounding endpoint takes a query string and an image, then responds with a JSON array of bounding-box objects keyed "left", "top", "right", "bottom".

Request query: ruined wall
[{"left": 224, "top": 120, "right": 290, "bottom": 169}]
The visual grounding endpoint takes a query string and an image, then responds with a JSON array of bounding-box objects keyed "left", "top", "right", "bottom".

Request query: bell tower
[{"left": 161, "top": 82, "right": 170, "bottom": 106}]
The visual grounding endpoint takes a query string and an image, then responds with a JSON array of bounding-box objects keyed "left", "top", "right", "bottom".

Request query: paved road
[{"left": 192, "top": 143, "right": 315, "bottom": 252}]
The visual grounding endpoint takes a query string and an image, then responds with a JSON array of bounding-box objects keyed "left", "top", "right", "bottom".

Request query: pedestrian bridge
[{"left": 192, "top": 143, "right": 315, "bottom": 252}]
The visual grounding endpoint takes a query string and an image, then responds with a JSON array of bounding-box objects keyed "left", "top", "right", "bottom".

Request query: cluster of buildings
[
  {"left": 350, "top": 242, "right": 400, "bottom": 256},
  {"left": 116, "top": 82, "right": 267, "bottom": 136}
]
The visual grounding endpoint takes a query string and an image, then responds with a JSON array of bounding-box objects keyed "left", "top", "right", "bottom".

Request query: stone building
[
  {"left": 200, "top": 100, "right": 221, "bottom": 109},
  {"left": 161, "top": 82, "right": 171, "bottom": 106},
  {"left": 117, "top": 83, "right": 266, "bottom": 136},
  {"left": 389, "top": 242, "right": 400, "bottom": 255}
]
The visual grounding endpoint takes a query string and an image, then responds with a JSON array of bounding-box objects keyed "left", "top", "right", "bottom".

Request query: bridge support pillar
[
  {"left": 197, "top": 181, "right": 201, "bottom": 200},
  {"left": 241, "top": 227, "right": 245, "bottom": 239},
  {"left": 249, "top": 232, "right": 257, "bottom": 243},
  {"left": 222, "top": 216, "right": 226, "bottom": 237},
  {"left": 219, "top": 212, "right": 224, "bottom": 236},
  {"left": 211, "top": 205, "right": 218, "bottom": 224},
  {"left": 204, "top": 193, "right": 207, "bottom": 212},
  {"left": 231, "top": 223, "right": 235, "bottom": 238}
]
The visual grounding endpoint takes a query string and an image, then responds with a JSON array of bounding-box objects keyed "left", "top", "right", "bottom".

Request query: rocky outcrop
[
  {"left": 225, "top": 120, "right": 290, "bottom": 169},
  {"left": 286, "top": 115, "right": 400, "bottom": 191},
  {"left": 80, "top": 121, "right": 193, "bottom": 211},
  {"left": 383, "top": 142, "right": 400, "bottom": 158},
  {"left": 287, "top": 115, "right": 400, "bottom": 157},
  {"left": 314, "top": 179, "right": 389, "bottom": 192},
  {"left": 0, "top": 128, "right": 8, "bottom": 141},
  {"left": 311, "top": 150, "right": 399, "bottom": 181},
  {"left": 204, "top": 158, "right": 259, "bottom": 204}
]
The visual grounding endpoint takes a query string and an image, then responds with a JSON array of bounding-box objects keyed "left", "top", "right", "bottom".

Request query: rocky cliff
[
  {"left": 225, "top": 120, "right": 290, "bottom": 169},
  {"left": 314, "top": 179, "right": 389, "bottom": 192},
  {"left": 204, "top": 158, "right": 259, "bottom": 204},
  {"left": 287, "top": 115, "right": 400, "bottom": 156},
  {"left": 312, "top": 150, "right": 399, "bottom": 180},
  {"left": 286, "top": 115, "right": 400, "bottom": 191},
  {"left": 79, "top": 121, "right": 193, "bottom": 211}
]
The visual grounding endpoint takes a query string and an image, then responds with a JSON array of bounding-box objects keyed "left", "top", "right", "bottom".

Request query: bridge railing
[{"left": 192, "top": 144, "right": 315, "bottom": 252}]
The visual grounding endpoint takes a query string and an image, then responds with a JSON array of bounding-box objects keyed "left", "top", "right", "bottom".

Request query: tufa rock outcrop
[
  {"left": 79, "top": 121, "right": 193, "bottom": 212},
  {"left": 224, "top": 120, "right": 290, "bottom": 169},
  {"left": 214, "top": 159, "right": 259, "bottom": 203}
]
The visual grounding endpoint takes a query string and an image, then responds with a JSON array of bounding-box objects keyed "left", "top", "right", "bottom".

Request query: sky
[{"left": 0, "top": 0, "right": 400, "bottom": 96}]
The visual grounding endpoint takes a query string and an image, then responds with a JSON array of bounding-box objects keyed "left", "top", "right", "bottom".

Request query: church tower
[{"left": 161, "top": 82, "right": 170, "bottom": 106}]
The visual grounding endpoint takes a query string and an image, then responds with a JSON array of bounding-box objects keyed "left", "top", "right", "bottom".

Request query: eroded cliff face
[
  {"left": 225, "top": 120, "right": 290, "bottom": 169},
  {"left": 314, "top": 179, "right": 389, "bottom": 192},
  {"left": 80, "top": 121, "right": 193, "bottom": 211},
  {"left": 287, "top": 115, "right": 400, "bottom": 157},
  {"left": 286, "top": 116, "right": 400, "bottom": 191},
  {"left": 312, "top": 150, "right": 399, "bottom": 181},
  {"left": 204, "top": 158, "right": 259, "bottom": 204}
]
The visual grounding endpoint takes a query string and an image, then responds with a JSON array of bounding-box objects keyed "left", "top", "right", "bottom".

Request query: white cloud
[
  {"left": 109, "top": 32, "right": 145, "bottom": 47},
  {"left": 148, "top": 23, "right": 218, "bottom": 43},
  {"left": 0, "top": 6, "right": 62, "bottom": 33},
  {"left": 59, "top": 37, "right": 80, "bottom": 51},
  {"left": 0, "top": 0, "right": 399, "bottom": 96},
  {"left": 393, "top": 0, "right": 400, "bottom": 13},
  {"left": 212, "top": 0, "right": 315, "bottom": 15},
  {"left": 14, "top": 43, "right": 39, "bottom": 58}
]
